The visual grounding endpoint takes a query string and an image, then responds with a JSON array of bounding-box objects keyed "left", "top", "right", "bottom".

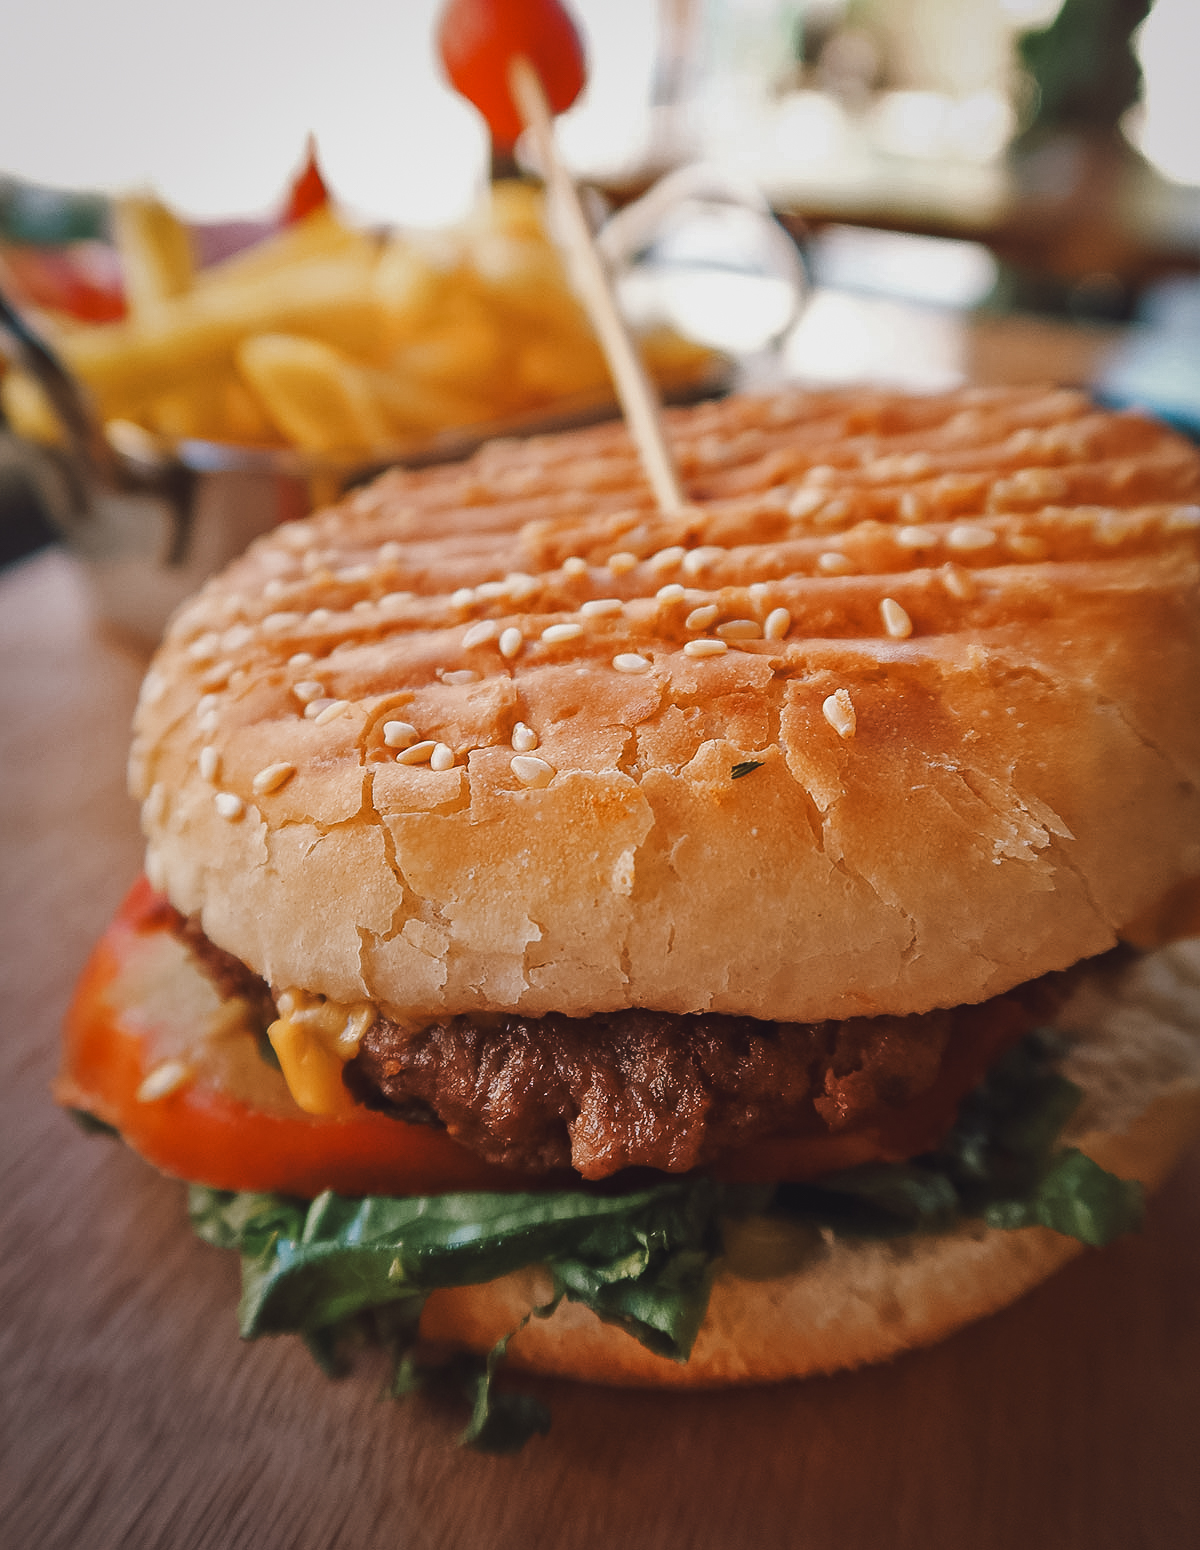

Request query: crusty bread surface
[
  {"left": 129, "top": 386, "right": 1200, "bottom": 1021},
  {"left": 417, "top": 939, "right": 1200, "bottom": 1385}
]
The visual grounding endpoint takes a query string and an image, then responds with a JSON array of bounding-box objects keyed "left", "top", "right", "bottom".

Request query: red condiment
[
  {"left": 282, "top": 136, "right": 330, "bottom": 224},
  {"left": 437, "top": 0, "right": 586, "bottom": 149}
]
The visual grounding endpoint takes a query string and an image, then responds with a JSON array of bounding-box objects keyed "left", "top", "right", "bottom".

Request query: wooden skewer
[{"left": 507, "top": 53, "right": 687, "bottom": 516}]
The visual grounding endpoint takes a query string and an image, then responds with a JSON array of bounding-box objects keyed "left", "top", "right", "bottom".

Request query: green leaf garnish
[{"left": 185, "top": 1027, "right": 1143, "bottom": 1451}]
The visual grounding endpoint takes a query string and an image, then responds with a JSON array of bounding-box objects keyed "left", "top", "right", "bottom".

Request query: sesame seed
[
  {"left": 1006, "top": 532, "right": 1048, "bottom": 560},
  {"left": 379, "top": 540, "right": 403, "bottom": 562},
  {"left": 880, "top": 598, "right": 913, "bottom": 639},
  {"left": 143, "top": 783, "right": 167, "bottom": 825},
  {"left": 186, "top": 633, "right": 221, "bottom": 662},
  {"left": 136, "top": 1059, "right": 192, "bottom": 1103},
  {"left": 608, "top": 551, "right": 638, "bottom": 574},
  {"left": 748, "top": 582, "right": 770, "bottom": 605},
  {"left": 512, "top": 722, "right": 539, "bottom": 753},
  {"left": 895, "top": 526, "right": 938, "bottom": 549},
  {"left": 507, "top": 572, "right": 540, "bottom": 600},
  {"left": 451, "top": 587, "right": 475, "bottom": 608},
  {"left": 562, "top": 556, "right": 588, "bottom": 577},
  {"left": 1167, "top": 504, "right": 1200, "bottom": 531},
  {"left": 139, "top": 672, "right": 167, "bottom": 707},
  {"left": 378, "top": 592, "right": 412, "bottom": 613},
  {"left": 499, "top": 626, "right": 524, "bottom": 658},
  {"left": 336, "top": 564, "right": 372, "bottom": 584},
  {"left": 196, "top": 693, "right": 222, "bottom": 720},
  {"left": 214, "top": 792, "right": 244, "bottom": 821},
  {"left": 1093, "top": 510, "right": 1131, "bottom": 546},
  {"left": 897, "top": 492, "right": 925, "bottom": 523},
  {"left": 822, "top": 689, "right": 856, "bottom": 739},
  {"left": 308, "top": 608, "right": 332, "bottom": 626},
  {"left": 787, "top": 488, "right": 825, "bottom": 519},
  {"left": 682, "top": 546, "right": 724, "bottom": 577},
  {"left": 941, "top": 563, "right": 976, "bottom": 600},
  {"left": 441, "top": 669, "right": 481, "bottom": 686},
  {"left": 813, "top": 498, "right": 849, "bottom": 530},
  {"left": 384, "top": 721, "right": 418, "bottom": 748},
  {"left": 656, "top": 583, "right": 686, "bottom": 603},
  {"left": 261, "top": 611, "right": 302, "bottom": 633},
  {"left": 198, "top": 709, "right": 219, "bottom": 734},
  {"left": 683, "top": 639, "right": 728, "bottom": 658},
  {"left": 314, "top": 699, "right": 350, "bottom": 725},
  {"left": 397, "top": 740, "right": 438, "bottom": 765},
  {"left": 293, "top": 680, "right": 326, "bottom": 703},
  {"left": 197, "top": 657, "right": 232, "bottom": 688},
  {"left": 650, "top": 546, "right": 686, "bottom": 570},
  {"left": 613, "top": 652, "right": 653, "bottom": 673},
  {"left": 198, "top": 746, "right": 220, "bottom": 783},
  {"left": 263, "top": 579, "right": 286, "bottom": 600},
  {"left": 511, "top": 754, "right": 555, "bottom": 788},
  {"left": 947, "top": 523, "right": 996, "bottom": 552},
  {"left": 581, "top": 598, "right": 623, "bottom": 617},
  {"left": 288, "top": 652, "right": 315, "bottom": 668},
  {"left": 817, "top": 551, "right": 856, "bottom": 576},
  {"left": 764, "top": 607, "right": 791, "bottom": 640},
  {"left": 303, "top": 699, "right": 334, "bottom": 719},
  {"left": 717, "top": 619, "right": 761, "bottom": 640},
  {"left": 353, "top": 600, "right": 374, "bottom": 615},
  {"left": 685, "top": 604, "right": 719, "bottom": 630},
  {"left": 430, "top": 743, "right": 456, "bottom": 771},
  {"left": 476, "top": 580, "right": 507, "bottom": 600},
  {"left": 253, "top": 762, "right": 296, "bottom": 794},
  {"left": 462, "top": 621, "right": 498, "bottom": 648},
  {"left": 222, "top": 624, "right": 254, "bottom": 652},
  {"left": 542, "top": 622, "right": 583, "bottom": 644}
]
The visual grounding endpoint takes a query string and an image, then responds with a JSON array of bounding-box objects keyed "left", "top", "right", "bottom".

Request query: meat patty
[
  {"left": 345, "top": 994, "right": 1050, "bottom": 1180},
  {"left": 165, "top": 909, "right": 1060, "bottom": 1181}
]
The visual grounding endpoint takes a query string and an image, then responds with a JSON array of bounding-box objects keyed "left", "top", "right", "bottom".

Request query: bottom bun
[
  {"left": 421, "top": 1085, "right": 1200, "bottom": 1387},
  {"left": 422, "top": 943, "right": 1200, "bottom": 1387}
]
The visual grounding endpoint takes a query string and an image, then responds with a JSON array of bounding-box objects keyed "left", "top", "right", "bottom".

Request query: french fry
[
  {"left": 141, "top": 369, "right": 282, "bottom": 445},
  {"left": 59, "top": 248, "right": 385, "bottom": 413},
  {"left": 236, "top": 333, "right": 392, "bottom": 454},
  {"left": 0, "top": 369, "right": 62, "bottom": 445},
  {"left": 192, "top": 208, "right": 372, "bottom": 292},
  {"left": 111, "top": 194, "right": 196, "bottom": 316},
  {"left": 393, "top": 291, "right": 511, "bottom": 389},
  {"left": 2, "top": 180, "right": 714, "bottom": 464},
  {"left": 365, "top": 364, "right": 497, "bottom": 438},
  {"left": 373, "top": 235, "right": 461, "bottom": 345}
]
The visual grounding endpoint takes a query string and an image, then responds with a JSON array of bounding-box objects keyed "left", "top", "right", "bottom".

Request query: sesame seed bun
[
  {"left": 130, "top": 386, "right": 1200, "bottom": 1024},
  {"left": 418, "top": 940, "right": 1200, "bottom": 1384}
]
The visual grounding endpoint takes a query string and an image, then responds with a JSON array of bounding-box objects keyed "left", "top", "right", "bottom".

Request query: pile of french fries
[{"left": 1, "top": 182, "right": 713, "bottom": 458}]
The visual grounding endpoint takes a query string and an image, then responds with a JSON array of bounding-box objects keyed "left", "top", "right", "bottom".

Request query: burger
[{"left": 58, "top": 384, "right": 1200, "bottom": 1449}]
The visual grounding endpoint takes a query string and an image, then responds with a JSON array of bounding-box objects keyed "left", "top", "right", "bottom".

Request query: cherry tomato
[
  {"left": 282, "top": 136, "right": 330, "bottom": 225},
  {"left": 437, "top": 0, "right": 586, "bottom": 149}
]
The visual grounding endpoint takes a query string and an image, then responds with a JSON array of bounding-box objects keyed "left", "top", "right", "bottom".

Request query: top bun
[{"left": 130, "top": 386, "right": 1200, "bottom": 1022}]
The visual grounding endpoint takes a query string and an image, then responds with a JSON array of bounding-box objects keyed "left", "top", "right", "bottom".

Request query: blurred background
[{"left": 2, "top": 0, "right": 1198, "bottom": 582}]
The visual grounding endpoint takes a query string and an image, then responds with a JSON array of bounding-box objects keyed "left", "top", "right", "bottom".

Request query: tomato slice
[
  {"left": 59, "top": 879, "right": 1029, "bottom": 1199},
  {"left": 57, "top": 877, "right": 549, "bottom": 1198}
]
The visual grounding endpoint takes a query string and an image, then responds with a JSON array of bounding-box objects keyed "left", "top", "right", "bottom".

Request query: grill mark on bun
[{"left": 130, "top": 386, "right": 1200, "bottom": 1027}]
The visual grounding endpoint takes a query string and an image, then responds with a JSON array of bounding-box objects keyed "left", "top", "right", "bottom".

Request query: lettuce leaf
[{"left": 186, "top": 1030, "right": 1142, "bottom": 1450}]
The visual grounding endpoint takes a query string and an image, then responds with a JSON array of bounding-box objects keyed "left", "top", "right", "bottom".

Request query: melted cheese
[{"left": 267, "top": 988, "right": 376, "bottom": 1117}]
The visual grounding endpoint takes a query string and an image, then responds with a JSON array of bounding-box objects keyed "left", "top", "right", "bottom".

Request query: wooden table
[{"left": 3, "top": 548, "right": 1200, "bottom": 1550}]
